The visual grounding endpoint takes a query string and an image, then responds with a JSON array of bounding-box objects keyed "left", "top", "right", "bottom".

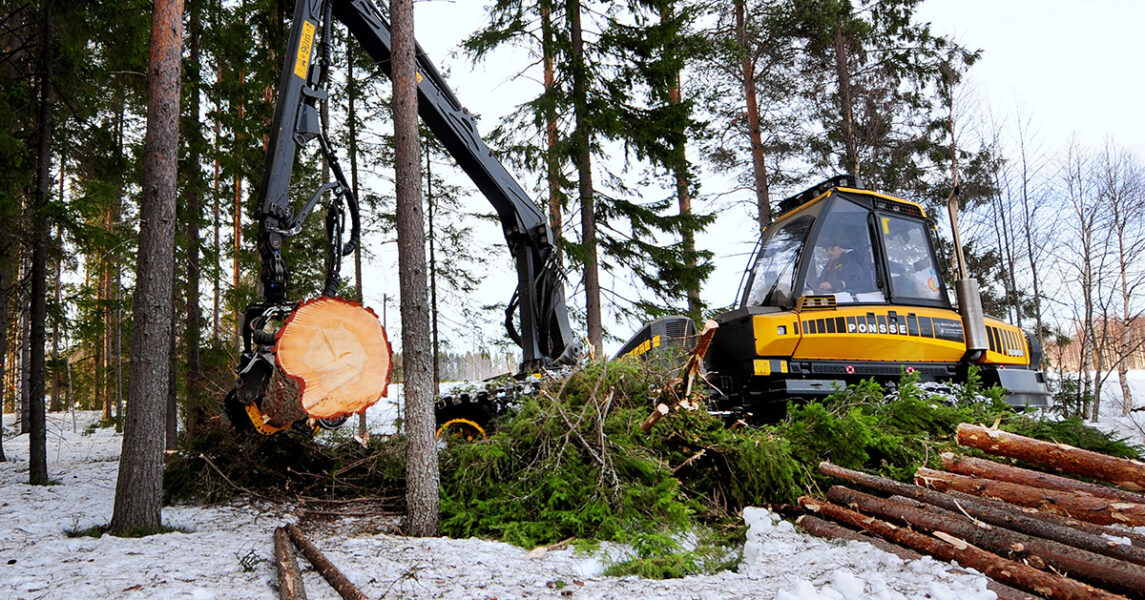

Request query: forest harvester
[{"left": 223, "top": 0, "right": 1050, "bottom": 436}]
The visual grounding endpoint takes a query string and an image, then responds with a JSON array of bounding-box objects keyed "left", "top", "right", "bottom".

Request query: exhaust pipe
[{"left": 946, "top": 187, "right": 988, "bottom": 360}]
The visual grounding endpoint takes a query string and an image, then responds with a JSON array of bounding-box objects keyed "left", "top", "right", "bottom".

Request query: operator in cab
[{"left": 816, "top": 241, "right": 871, "bottom": 293}]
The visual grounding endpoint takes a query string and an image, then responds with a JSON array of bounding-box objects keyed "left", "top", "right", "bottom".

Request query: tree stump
[{"left": 276, "top": 297, "right": 393, "bottom": 419}]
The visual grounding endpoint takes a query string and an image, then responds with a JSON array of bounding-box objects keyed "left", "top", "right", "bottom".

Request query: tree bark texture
[
  {"left": 942, "top": 452, "right": 1145, "bottom": 505},
  {"left": 827, "top": 485, "right": 1145, "bottom": 598},
  {"left": 832, "top": 23, "right": 859, "bottom": 178},
  {"left": 667, "top": 63, "right": 701, "bottom": 319},
  {"left": 945, "top": 488, "right": 1145, "bottom": 549},
  {"left": 27, "top": 0, "right": 55, "bottom": 485},
  {"left": 957, "top": 423, "right": 1145, "bottom": 492},
  {"left": 796, "top": 515, "right": 1037, "bottom": 600},
  {"left": 284, "top": 524, "right": 366, "bottom": 600},
  {"left": 274, "top": 526, "right": 308, "bottom": 600},
  {"left": 391, "top": 0, "right": 439, "bottom": 537},
  {"left": 799, "top": 496, "right": 1124, "bottom": 600},
  {"left": 568, "top": 0, "right": 602, "bottom": 355},
  {"left": 541, "top": 0, "right": 561, "bottom": 251},
  {"left": 110, "top": 0, "right": 182, "bottom": 535},
  {"left": 916, "top": 466, "right": 1145, "bottom": 527},
  {"left": 735, "top": 0, "right": 771, "bottom": 232},
  {"left": 819, "top": 461, "right": 1145, "bottom": 566}
]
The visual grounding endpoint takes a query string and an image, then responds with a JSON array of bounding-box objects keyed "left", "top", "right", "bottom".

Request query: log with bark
[
  {"left": 274, "top": 526, "right": 308, "bottom": 600},
  {"left": 796, "top": 515, "right": 1038, "bottom": 600},
  {"left": 916, "top": 466, "right": 1145, "bottom": 527},
  {"left": 819, "top": 461, "right": 1145, "bottom": 566},
  {"left": 957, "top": 423, "right": 1145, "bottom": 492},
  {"left": 945, "top": 489, "right": 1145, "bottom": 550},
  {"left": 942, "top": 452, "right": 1145, "bottom": 505},
  {"left": 826, "top": 485, "right": 1145, "bottom": 598},
  {"left": 275, "top": 297, "right": 393, "bottom": 419},
  {"left": 283, "top": 523, "right": 368, "bottom": 600},
  {"left": 798, "top": 496, "right": 1124, "bottom": 600}
]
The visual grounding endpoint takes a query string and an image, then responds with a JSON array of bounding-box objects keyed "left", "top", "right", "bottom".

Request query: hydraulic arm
[{"left": 234, "top": 0, "right": 578, "bottom": 421}]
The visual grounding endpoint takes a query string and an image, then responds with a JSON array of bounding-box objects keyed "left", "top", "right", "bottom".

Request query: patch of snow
[
  {"left": 28, "top": 364, "right": 1145, "bottom": 600},
  {"left": 1, "top": 410, "right": 1007, "bottom": 599}
]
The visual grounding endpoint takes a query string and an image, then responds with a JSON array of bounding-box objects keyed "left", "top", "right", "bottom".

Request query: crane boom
[{"left": 253, "top": 0, "right": 577, "bottom": 372}]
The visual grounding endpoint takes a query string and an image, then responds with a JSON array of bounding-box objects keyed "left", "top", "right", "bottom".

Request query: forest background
[{"left": 1, "top": 0, "right": 1143, "bottom": 454}]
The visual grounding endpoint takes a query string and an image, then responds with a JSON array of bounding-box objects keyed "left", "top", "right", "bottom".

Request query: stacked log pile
[{"left": 799, "top": 423, "right": 1145, "bottom": 599}]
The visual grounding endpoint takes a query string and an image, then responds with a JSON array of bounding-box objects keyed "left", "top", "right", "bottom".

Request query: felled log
[
  {"left": 820, "top": 461, "right": 1145, "bottom": 566},
  {"left": 943, "top": 452, "right": 1145, "bottom": 505},
  {"left": 957, "top": 423, "right": 1145, "bottom": 492},
  {"left": 796, "top": 515, "right": 1038, "bottom": 600},
  {"left": 798, "top": 496, "right": 1123, "bottom": 600},
  {"left": 283, "top": 524, "right": 368, "bottom": 600},
  {"left": 916, "top": 466, "right": 1145, "bottom": 527},
  {"left": 276, "top": 297, "right": 393, "bottom": 419},
  {"left": 274, "top": 527, "right": 308, "bottom": 600},
  {"left": 827, "top": 485, "right": 1145, "bottom": 598}
]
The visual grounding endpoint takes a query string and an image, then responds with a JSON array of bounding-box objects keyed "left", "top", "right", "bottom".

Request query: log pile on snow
[{"left": 800, "top": 423, "right": 1145, "bottom": 600}]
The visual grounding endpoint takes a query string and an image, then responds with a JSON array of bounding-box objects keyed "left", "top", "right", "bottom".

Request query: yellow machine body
[{"left": 694, "top": 177, "right": 1049, "bottom": 419}]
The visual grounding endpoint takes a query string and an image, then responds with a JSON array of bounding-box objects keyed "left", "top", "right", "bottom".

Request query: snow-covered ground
[
  {"left": 1, "top": 373, "right": 1142, "bottom": 600},
  {"left": 1077, "top": 370, "right": 1145, "bottom": 448}
]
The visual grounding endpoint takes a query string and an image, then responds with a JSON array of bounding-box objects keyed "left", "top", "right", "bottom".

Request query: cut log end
[{"left": 276, "top": 297, "right": 393, "bottom": 419}]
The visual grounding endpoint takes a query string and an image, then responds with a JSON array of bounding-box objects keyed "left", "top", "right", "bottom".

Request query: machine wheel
[
  {"left": 434, "top": 401, "right": 495, "bottom": 442},
  {"left": 435, "top": 417, "right": 487, "bottom": 441}
]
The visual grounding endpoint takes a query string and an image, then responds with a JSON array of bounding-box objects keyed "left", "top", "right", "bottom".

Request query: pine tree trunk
[
  {"left": 0, "top": 245, "right": 11, "bottom": 461},
  {"left": 18, "top": 283, "right": 30, "bottom": 433},
  {"left": 665, "top": 45, "right": 700, "bottom": 318},
  {"left": 541, "top": 0, "right": 561, "bottom": 251},
  {"left": 391, "top": 0, "right": 439, "bottom": 537},
  {"left": 110, "top": 0, "right": 182, "bottom": 535},
  {"left": 28, "top": 0, "right": 55, "bottom": 486},
  {"left": 735, "top": 0, "right": 771, "bottom": 232},
  {"left": 346, "top": 39, "right": 366, "bottom": 436},
  {"left": 50, "top": 221, "right": 63, "bottom": 412},
  {"left": 568, "top": 0, "right": 601, "bottom": 354},
  {"left": 232, "top": 66, "right": 245, "bottom": 348},
  {"left": 166, "top": 282, "right": 178, "bottom": 450},
  {"left": 346, "top": 38, "right": 363, "bottom": 302},
  {"left": 832, "top": 23, "right": 859, "bottom": 178},
  {"left": 183, "top": 0, "right": 204, "bottom": 436},
  {"left": 212, "top": 66, "right": 222, "bottom": 344}
]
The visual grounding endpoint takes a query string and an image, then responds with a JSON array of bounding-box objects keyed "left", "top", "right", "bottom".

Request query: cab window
[
  {"left": 802, "top": 198, "right": 883, "bottom": 303},
  {"left": 881, "top": 215, "right": 943, "bottom": 302},
  {"left": 744, "top": 215, "right": 813, "bottom": 308}
]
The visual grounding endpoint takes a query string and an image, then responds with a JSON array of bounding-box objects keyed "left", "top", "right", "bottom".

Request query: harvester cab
[{"left": 698, "top": 175, "right": 1050, "bottom": 421}]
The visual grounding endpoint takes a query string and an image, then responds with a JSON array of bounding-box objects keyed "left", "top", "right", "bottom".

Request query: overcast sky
[{"left": 916, "top": 0, "right": 1144, "bottom": 157}]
